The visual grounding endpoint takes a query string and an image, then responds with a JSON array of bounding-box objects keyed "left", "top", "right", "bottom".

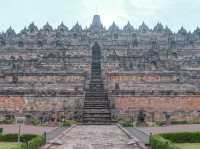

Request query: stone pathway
[
  {"left": 46, "top": 127, "right": 68, "bottom": 141},
  {"left": 126, "top": 128, "right": 150, "bottom": 145},
  {"left": 47, "top": 125, "right": 140, "bottom": 149}
]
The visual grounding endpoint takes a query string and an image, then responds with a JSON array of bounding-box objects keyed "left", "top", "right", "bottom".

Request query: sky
[{"left": 0, "top": 0, "right": 200, "bottom": 33}]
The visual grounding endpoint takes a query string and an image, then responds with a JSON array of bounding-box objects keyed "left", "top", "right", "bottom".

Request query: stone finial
[
  {"left": 139, "top": 22, "right": 149, "bottom": 33},
  {"left": 90, "top": 15, "right": 103, "bottom": 32},
  {"left": 153, "top": 22, "right": 164, "bottom": 33},
  {"left": 123, "top": 21, "right": 134, "bottom": 33},
  {"left": 193, "top": 27, "right": 200, "bottom": 36},
  {"left": 43, "top": 22, "right": 53, "bottom": 32},
  {"left": 6, "top": 26, "right": 16, "bottom": 38},
  {"left": 71, "top": 22, "right": 82, "bottom": 32},
  {"left": 108, "top": 22, "right": 120, "bottom": 32},
  {"left": 187, "top": 31, "right": 195, "bottom": 42},
  {"left": 20, "top": 27, "right": 28, "bottom": 35},
  {"left": 57, "top": 22, "right": 68, "bottom": 32},
  {"left": 28, "top": 22, "right": 38, "bottom": 33},
  {"left": 178, "top": 26, "right": 187, "bottom": 36},
  {"left": 164, "top": 26, "right": 172, "bottom": 34},
  {"left": 91, "top": 15, "right": 102, "bottom": 28}
]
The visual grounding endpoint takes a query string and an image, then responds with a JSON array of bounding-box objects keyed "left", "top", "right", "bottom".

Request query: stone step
[
  {"left": 85, "top": 95, "right": 108, "bottom": 99},
  {"left": 82, "top": 120, "right": 113, "bottom": 125},
  {"left": 84, "top": 103, "right": 109, "bottom": 106},
  {"left": 83, "top": 112, "right": 111, "bottom": 116},
  {"left": 84, "top": 98, "right": 108, "bottom": 102},
  {"left": 83, "top": 109, "right": 111, "bottom": 113},
  {"left": 89, "top": 82, "right": 104, "bottom": 84},
  {"left": 84, "top": 102, "right": 109, "bottom": 105},
  {"left": 84, "top": 106, "right": 109, "bottom": 109},
  {"left": 84, "top": 107, "right": 111, "bottom": 109},
  {"left": 84, "top": 99, "right": 108, "bottom": 102},
  {"left": 83, "top": 117, "right": 112, "bottom": 122},
  {"left": 85, "top": 96, "right": 108, "bottom": 100},
  {"left": 89, "top": 83, "right": 104, "bottom": 86},
  {"left": 86, "top": 91, "right": 107, "bottom": 95},
  {"left": 84, "top": 101, "right": 109, "bottom": 104},
  {"left": 82, "top": 45, "right": 112, "bottom": 124},
  {"left": 83, "top": 115, "right": 111, "bottom": 118}
]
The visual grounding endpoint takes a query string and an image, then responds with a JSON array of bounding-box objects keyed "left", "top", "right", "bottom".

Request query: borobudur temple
[{"left": 0, "top": 15, "right": 200, "bottom": 124}]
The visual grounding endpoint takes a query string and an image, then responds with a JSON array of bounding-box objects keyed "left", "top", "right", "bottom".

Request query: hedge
[
  {"left": 21, "top": 135, "right": 45, "bottom": 149},
  {"left": 0, "top": 128, "right": 3, "bottom": 134},
  {"left": 150, "top": 135, "right": 181, "bottom": 149},
  {"left": 151, "top": 132, "right": 200, "bottom": 149},
  {"left": 62, "top": 120, "right": 77, "bottom": 127},
  {"left": 160, "top": 132, "right": 200, "bottom": 143},
  {"left": 0, "top": 133, "right": 45, "bottom": 149},
  {"left": 119, "top": 120, "right": 134, "bottom": 127},
  {"left": 0, "top": 134, "right": 37, "bottom": 142}
]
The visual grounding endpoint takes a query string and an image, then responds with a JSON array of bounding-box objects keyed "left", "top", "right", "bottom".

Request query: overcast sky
[{"left": 0, "top": 0, "right": 200, "bottom": 33}]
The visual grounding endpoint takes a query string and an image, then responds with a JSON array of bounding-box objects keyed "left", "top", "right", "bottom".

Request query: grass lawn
[
  {"left": 0, "top": 143, "right": 20, "bottom": 149},
  {"left": 175, "top": 143, "right": 200, "bottom": 149}
]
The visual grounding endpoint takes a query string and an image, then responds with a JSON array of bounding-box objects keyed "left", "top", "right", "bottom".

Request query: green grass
[
  {"left": 175, "top": 143, "right": 200, "bottom": 149},
  {"left": 0, "top": 143, "right": 20, "bottom": 149}
]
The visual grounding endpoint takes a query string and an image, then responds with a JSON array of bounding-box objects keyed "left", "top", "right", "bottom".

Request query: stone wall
[
  {"left": 0, "top": 95, "right": 84, "bottom": 119},
  {"left": 112, "top": 96, "right": 200, "bottom": 122},
  {"left": 0, "top": 96, "right": 25, "bottom": 111}
]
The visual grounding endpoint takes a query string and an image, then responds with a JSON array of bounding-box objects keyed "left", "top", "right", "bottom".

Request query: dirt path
[{"left": 47, "top": 125, "right": 140, "bottom": 149}]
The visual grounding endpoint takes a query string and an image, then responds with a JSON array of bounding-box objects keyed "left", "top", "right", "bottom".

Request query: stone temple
[{"left": 0, "top": 14, "right": 200, "bottom": 123}]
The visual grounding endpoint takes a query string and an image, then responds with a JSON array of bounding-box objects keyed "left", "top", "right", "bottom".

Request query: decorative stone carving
[
  {"left": 57, "top": 22, "right": 68, "bottom": 33},
  {"left": 123, "top": 22, "right": 134, "bottom": 33},
  {"left": 178, "top": 26, "right": 187, "bottom": 36},
  {"left": 18, "top": 40, "right": 24, "bottom": 47},
  {"left": 42, "top": 22, "right": 53, "bottom": 33},
  {"left": 193, "top": 27, "right": 200, "bottom": 40},
  {"left": 153, "top": 22, "right": 164, "bottom": 33},
  {"left": 89, "top": 15, "right": 104, "bottom": 32},
  {"left": 6, "top": 27, "right": 16, "bottom": 39},
  {"left": 28, "top": 22, "right": 38, "bottom": 33},
  {"left": 20, "top": 27, "right": 28, "bottom": 35},
  {"left": 71, "top": 22, "right": 82, "bottom": 32},
  {"left": 108, "top": 22, "right": 120, "bottom": 33},
  {"left": 139, "top": 22, "right": 149, "bottom": 33}
]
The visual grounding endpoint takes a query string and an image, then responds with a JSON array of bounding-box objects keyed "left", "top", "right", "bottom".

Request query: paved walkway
[
  {"left": 126, "top": 128, "right": 150, "bottom": 146},
  {"left": 46, "top": 127, "right": 68, "bottom": 141},
  {"left": 46, "top": 125, "right": 140, "bottom": 149}
]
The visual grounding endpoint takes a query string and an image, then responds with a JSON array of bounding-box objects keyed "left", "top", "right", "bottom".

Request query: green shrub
[
  {"left": 156, "top": 120, "right": 192, "bottom": 126},
  {"left": 151, "top": 135, "right": 181, "bottom": 149},
  {"left": 0, "top": 128, "right": 3, "bottom": 134},
  {"left": 151, "top": 132, "right": 200, "bottom": 149},
  {"left": 118, "top": 119, "right": 134, "bottom": 127},
  {"left": 0, "top": 133, "right": 44, "bottom": 149},
  {"left": 30, "top": 117, "right": 40, "bottom": 126},
  {"left": 0, "top": 133, "right": 18, "bottom": 142},
  {"left": 26, "top": 135, "right": 45, "bottom": 149},
  {"left": 0, "top": 119, "right": 15, "bottom": 124},
  {"left": 156, "top": 121, "right": 166, "bottom": 126},
  {"left": 171, "top": 120, "right": 189, "bottom": 125},
  {"left": 0, "top": 134, "right": 38, "bottom": 142},
  {"left": 160, "top": 132, "right": 200, "bottom": 143},
  {"left": 62, "top": 120, "right": 77, "bottom": 127},
  {"left": 20, "top": 134, "right": 38, "bottom": 143}
]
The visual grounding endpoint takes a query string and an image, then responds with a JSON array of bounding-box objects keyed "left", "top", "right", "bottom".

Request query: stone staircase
[{"left": 82, "top": 42, "right": 112, "bottom": 124}]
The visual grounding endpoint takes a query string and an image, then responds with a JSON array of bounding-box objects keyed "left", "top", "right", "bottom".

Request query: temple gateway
[{"left": 0, "top": 15, "right": 200, "bottom": 124}]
